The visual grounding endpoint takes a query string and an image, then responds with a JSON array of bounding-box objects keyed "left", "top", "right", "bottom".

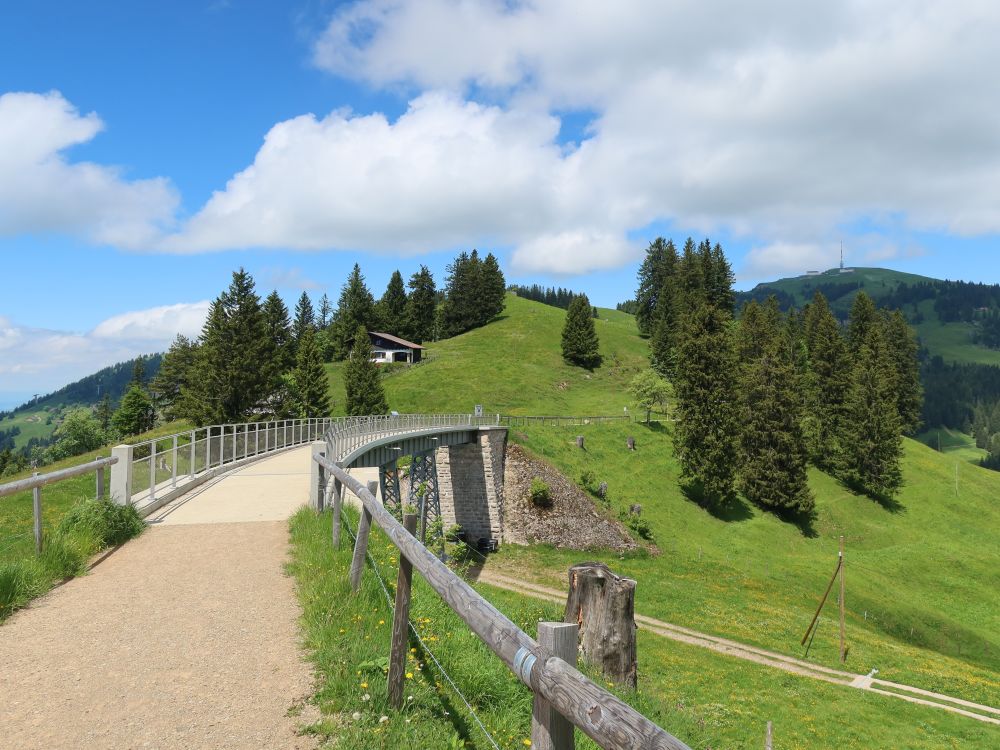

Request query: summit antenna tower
[{"left": 840, "top": 241, "right": 844, "bottom": 270}]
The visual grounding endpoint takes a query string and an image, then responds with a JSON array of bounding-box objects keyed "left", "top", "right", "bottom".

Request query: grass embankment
[
  {"left": 289, "top": 507, "right": 996, "bottom": 748},
  {"left": 491, "top": 423, "right": 1000, "bottom": 710},
  {"left": 0, "top": 421, "right": 188, "bottom": 620},
  {"left": 325, "top": 296, "right": 650, "bottom": 417},
  {"left": 917, "top": 427, "right": 989, "bottom": 465}
]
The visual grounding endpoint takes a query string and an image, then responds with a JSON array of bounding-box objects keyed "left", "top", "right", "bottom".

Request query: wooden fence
[
  {"left": 314, "top": 451, "right": 692, "bottom": 750},
  {"left": 0, "top": 455, "right": 118, "bottom": 553}
]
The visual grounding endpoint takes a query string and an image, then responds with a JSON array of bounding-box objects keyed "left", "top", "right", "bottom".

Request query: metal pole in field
[
  {"left": 32, "top": 473, "right": 42, "bottom": 553},
  {"left": 171, "top": 435, "right": 178, "bottom": 488},
  {"left": 765, "top": 721, "right": 773, "bottom": 750},
  {"left": 839, "top": 536, "right": 846, "bottom": 663},
  {"left": 388, "top": 512, "right": 418, "bottom": 708},
  {"left": 532, "top": 622, "right": 579, "bottom": 750}
]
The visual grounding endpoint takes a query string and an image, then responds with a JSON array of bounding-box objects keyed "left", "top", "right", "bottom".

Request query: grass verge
[{"left": 0, "top": 497, "right": 143, "bottom": 620}]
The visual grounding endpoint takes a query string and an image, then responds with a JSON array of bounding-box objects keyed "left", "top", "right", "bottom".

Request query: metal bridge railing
[
  {"left": 111, "top": 418, "right": 331, "bottom": 515},
  {"left": 324, "top": 413, "right": 501, "bottom": 464}
]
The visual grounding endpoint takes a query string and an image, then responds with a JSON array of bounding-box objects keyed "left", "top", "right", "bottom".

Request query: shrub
[
  {"left": 579, "top": 469, "right": 596, "bottom": 491},
  {"left": 0, "top": 560, "right": 46, "bottom": 619},
  {"left": 59, "top": 497, "right": 145, "bottom": 548},
  {"left": 529, "top": 477, "right": 552, "bottom": 508}
]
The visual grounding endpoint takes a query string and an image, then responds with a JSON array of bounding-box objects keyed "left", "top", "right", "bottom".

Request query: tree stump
[
  {"left": 576, "top": 435, "right": 585, "bottom": 449},
  {"left": 629, "top": 503, "right": 642, "bottom": 516},
  {"left": 626, "top": 436, "right": 636, "bottom": 451},
  {"left": 564, "top": 562, "right": 637, "bottom": 688},
  {"left": 597, "top": 482, "right": 608, "bottom": 500}
]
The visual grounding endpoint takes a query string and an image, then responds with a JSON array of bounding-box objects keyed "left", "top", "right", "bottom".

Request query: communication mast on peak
[{"left": 840, "top": 241, "right": 844, "bottom": 271}]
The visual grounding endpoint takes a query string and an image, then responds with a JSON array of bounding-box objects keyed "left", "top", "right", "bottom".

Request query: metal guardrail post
[
  {"left": 171, "top": 435, "right": 178, "bottom": 488},
  {"left": 96, "top": 463, "right": 105, "bottom": 501},
  {"left": 150, "top": 440, "right": 157, "bottom": 504},
  {"left": 190, "top": 430, "right": 196, "bottom": 477}
]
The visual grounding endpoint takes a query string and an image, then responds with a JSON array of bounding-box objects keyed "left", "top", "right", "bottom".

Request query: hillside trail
[
  {"left": 471, "top": 568, "right": 1000, "bottom": 726},
  {"left": 0, "top": 446, "right": 319, "bottom": 750}
]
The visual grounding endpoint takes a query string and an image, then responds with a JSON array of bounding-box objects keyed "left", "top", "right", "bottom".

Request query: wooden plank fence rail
[
  {"left": 0, "top": 455, "right": 119, "bottom": 554},
  {"left": 316, "top": 452, "right": 692, "bottom": 750}
]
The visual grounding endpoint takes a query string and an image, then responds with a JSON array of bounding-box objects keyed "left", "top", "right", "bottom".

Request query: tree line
[
  {"left": 633, "top": 237, "right": 922, "bottom": 518},
  {"left": 509, "top": 283, "right": 596, "bottom": 315}
]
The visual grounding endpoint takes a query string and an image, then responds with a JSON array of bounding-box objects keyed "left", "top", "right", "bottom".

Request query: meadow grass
[
  {"left": 289, "top": 506, "right": 997, "bottom": 749},
  {"left": 325, "top": 295, "right": 650, "bottom": 417},
  {"left": 917, "top": 426, "right": 989, "bottom": 465},
  {"left": 491, "top": 423, "right": 999, "bottom": 709}
]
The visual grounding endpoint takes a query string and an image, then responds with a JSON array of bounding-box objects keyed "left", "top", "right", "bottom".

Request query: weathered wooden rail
[
  {"left": 0, "top": 455, "right": 117, "bottom": 553},
  {"left": 315, "top": 448, "right": 692, "bottom": 750}
]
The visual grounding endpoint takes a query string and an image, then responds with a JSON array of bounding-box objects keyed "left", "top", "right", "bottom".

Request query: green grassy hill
[
  {"left": 741, "top": 266, "right": 1000, "bottom": 366},
  {"left": 325, "top": 295, "right": 650, "bottom": 416}
]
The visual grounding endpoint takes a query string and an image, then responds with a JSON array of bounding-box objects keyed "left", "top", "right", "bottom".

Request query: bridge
[{"left": 5, "top": 414, "right": 689, "bottom": 750}]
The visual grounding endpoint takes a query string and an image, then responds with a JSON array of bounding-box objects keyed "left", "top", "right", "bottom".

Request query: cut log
[
  {"left": 626, "top": 436, "right": 636, "bottom": 451},
  {"left": 564, "top": 562, "right": 637, "bottom": 688},
  {"left": 597, "top": 482, "right": 608, "bottom": 500},
  {"left": 576, "top": 435, "right": 585, "bottom": 449}
]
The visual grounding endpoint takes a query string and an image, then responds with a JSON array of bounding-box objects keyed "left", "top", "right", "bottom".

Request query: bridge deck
[{"left": 0, "top": 446, "right": 320, "bottom": 749}]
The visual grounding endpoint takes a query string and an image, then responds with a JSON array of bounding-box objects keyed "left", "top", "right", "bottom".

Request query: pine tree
[
  {"left": 344, "top": 325, "right": 387, "bottom": 416},
  {"left": 292, "top": 291, "right": 315, "bottom": 354},
  {"left": 673, "top": 299, "right": 739, "bottom": 502},
  {"left": 708, "top": 243, "right": 736, "bottom": 313},
  {"left": 885, "top": 310, "right": 923, "bottom": 434},
  {"left": 288, "top": 327, "right": 331, "bottom": 418},
  {"left": 131, "top": 356, "right": 146, "bottom": 387},
  {"left": 801, "top": 292, "right": 852, "bottom": 469},
  {"left": 404, "top": 265, "right": 437, "bottom": 343},
  {"left": 96, "top": 393, "right": 113, "bottom": 433},
  {"left": 263, "top": 290, "right": 294, "bottom": 372},
  {"left": 151, "top": 334, "right": 199, "bottom": 422},
  {"left": 440, "top": 250, "right": 485, "bottom": 337},
  {"left": 561, "top": 294, "right": 601, "bottom": 368},
  {"left": 376, "top": 270, "right": 408, "bottom": 335},
  {"left": 840, "top": 322, "right": 904, "bottom": 499},
  {"left": 737, "top": 298, "right": 813, "bottom": 515},
  {"left": 332, "top": 264, "right": 377, "bottom": 359}
]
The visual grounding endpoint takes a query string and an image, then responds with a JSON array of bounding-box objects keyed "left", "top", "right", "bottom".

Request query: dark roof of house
[{"left": 368, "top": 331, "right": 425, "bottom": 349}]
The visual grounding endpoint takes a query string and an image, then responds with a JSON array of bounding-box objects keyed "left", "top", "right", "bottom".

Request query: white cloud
[
  {"left": 262, "top": 267, "right": 324, "bottom": 291},
  {"left": 0, "top": 302, "right": 209, "bottom": 399},
  {"left": 511, "top": 231, "right": 640, "bottom": 275},
  {"left": 90, "top": 301, "right": 210, "bottom": 341},
  {"left": 0, "top": 91, "right": 178, "bottom": 247},
  {"left": 740, "top": 242, "right": 836, "bottom": 281}
]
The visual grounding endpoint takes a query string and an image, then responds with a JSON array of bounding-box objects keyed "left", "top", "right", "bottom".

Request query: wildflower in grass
[
  {"left": 378, "top": 619, "right": 385, "bottom": 625},
  {"left": 379, "top": 715, "right": 388, "bottom": 723},
  {"left": 406, "top": 672, "right": 413, "bottom": 679},
  {"left": 361, "top": 682, "right": 368, "bottom": 689},
  {"left": 352, "top": 712, "right": 361, "bottom": 721},
  {"left": 362, "top": 693, "right": 371, "bottom": 701},
  {"left": 523, "top": 740, "right": 532, "bottom": 747}
]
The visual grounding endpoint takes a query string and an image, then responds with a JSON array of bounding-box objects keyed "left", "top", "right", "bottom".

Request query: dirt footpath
[{"left": 0, "top": 454, "right": 317, "bottom": 749}]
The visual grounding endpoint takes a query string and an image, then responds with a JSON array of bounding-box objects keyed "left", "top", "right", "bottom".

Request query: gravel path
[{"left": 0, "top": 452, "right": 318, "bottom": 749}]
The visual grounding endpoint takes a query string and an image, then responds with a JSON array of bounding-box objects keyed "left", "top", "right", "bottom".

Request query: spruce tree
[
  {"left": 635, "top": 237, "right": 671, "bottom": 336},
  {"left": 801, "top": 292, "right": 852, "bottom": 469},
  {"left": 737, "top": 298, "right": 813, "bottom": 514},
  {"left": 376, "top": 270, "right": 408, "bottom": 335},
  {"left": 112, "top": 383, "right": 155, "bottom": 436},
  {"left": 561, "top": 294, "right": 601, "bottom": 368},
  {"left": 673, "top": 299, "right": 739, "bottom": 502},
  {"left": 292, "top": 291, "right": 315, "bottom": 354},
  {"left": 885, "top": 310, "right": 923, "bottom": 434},
  {"left": 404, "top": 265, "right": 437, "bottom": 343},
  {"left": 344, "top": 325, "right": 387, "bottom": 416},
  {"left": 481, "top": 252, "right": 507, "bottom": 322},
  {"left": 318, "top": 293, "right": 333, "bottom": 328},
  {"left": 263, "top": 290, "right": 294, "bottom": 372},
  {"left": 151, "top": 334, "right": 199, "bottom": 422},
  {"left": 649, "top": 240, "right": 679, "bottom": 376},
  {"left": 96, "top": 393, "right": 113, "bottom": 433},
  {"left": 840, "top": 322, "right": 904, "bottom": 499},
  {"left": 847, "top": 291, "right": 878, "bottom": 354},
  {"left": 709, "top": 243, "right": 736, "bottom": 313},
  {"left": 288, "top": 326, "right": 331, "bottom": 418},
  {"left": 332, "top": 264, "right": 377, "bottom": 359},
  {"left": 187, "top": 269, "right": 273, "bottom": 424},
  {"left": 440, "top": 250, "right": 482, "bottom": 337}
]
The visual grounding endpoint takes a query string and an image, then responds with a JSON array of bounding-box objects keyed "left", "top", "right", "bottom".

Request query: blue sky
[{"left": 2, "top": 1, "right": 999, "bottom": 408}]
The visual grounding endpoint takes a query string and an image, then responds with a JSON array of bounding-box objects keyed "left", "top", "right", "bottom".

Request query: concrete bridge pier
[{"left": 435, "top": 427, "right": 507, "bottom": 549}]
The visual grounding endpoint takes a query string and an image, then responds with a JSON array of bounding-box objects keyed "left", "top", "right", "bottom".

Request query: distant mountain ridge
[{"left": 737, "top": 266, "right": 1000, "bottom": 367}]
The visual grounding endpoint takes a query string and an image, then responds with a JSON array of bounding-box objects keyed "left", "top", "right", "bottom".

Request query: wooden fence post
[
  {"left": 765, "top": 721, "right": 773, "bottom": 750},
  {"left": 32, "top": 473, "right": 42, "bottom": 554},
  {"left": 388, "top": 513, "right": 418, "bottom": 708},
  {"left": 332, "top": 477, "right": 343, "bottom": 549},
  {"left": 532, "top": 622, "right": 578, "bottom": 750},
  {"left": 349, "top": 506, "right": 373, "bottom": 592}
]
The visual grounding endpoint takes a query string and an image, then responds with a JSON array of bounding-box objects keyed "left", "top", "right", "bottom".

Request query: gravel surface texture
[{"left": 0, "top": 520, "right": 317, "bottom": 748}]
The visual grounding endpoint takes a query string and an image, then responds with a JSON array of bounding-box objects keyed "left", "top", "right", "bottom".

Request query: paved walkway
[{"left": 0, "top": 446, "right": 319, "bottom": 749}]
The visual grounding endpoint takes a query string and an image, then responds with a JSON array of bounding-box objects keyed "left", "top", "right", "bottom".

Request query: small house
[{"left": 368, "top": 331, "right": 424, "bottom": 364}]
